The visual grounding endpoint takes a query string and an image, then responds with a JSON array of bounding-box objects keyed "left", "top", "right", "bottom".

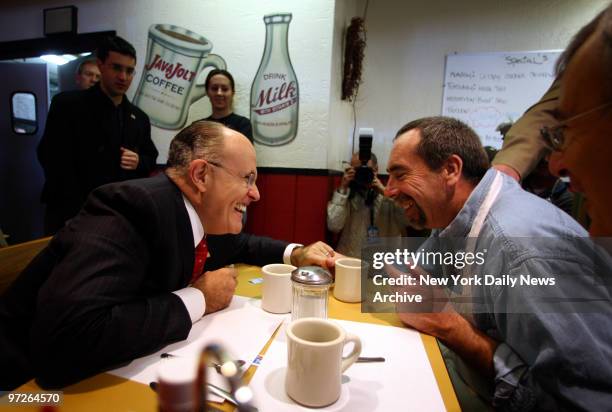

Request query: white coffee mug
[
  {"left": 262, "top": 264, "right": 296, "bottom": 313},
  {"left": 285, "top": 318, "right": 362, "bottom": 407},
  {"left": 334, "top": 258, "right": 364, "bottom": 303},
  {"left": 133, "top": 24, "right": 226, "bottom": 130}
]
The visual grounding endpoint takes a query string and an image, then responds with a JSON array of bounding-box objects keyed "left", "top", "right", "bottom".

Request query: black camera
[{"left": 353, "top": 130, "right": 374, "bottom": 188}]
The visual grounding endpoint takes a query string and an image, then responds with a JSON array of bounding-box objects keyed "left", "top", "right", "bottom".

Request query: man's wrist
[
  {"left": 493, "top": 164, "right": 521, "bottom": 182},
  {"left": 419, "top": 312, "right": 458, "bottom": 341},
  {"left": 173, "top": 287, "right": 206, "bottom": 323},
  {"left": 283, "top": 243, "right": 303, "bottom": 265}
]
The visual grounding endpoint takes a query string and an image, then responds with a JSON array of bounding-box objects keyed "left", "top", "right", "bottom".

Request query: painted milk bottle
[{"left": 250, "top": 13, "right": 299, "bottom": 146}]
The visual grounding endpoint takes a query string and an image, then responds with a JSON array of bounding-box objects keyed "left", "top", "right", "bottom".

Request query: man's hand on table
[
  {"left": 290, "top": 241, "right": 344, "bottom": 270},
  {"left": 192, "top": 267, "right": 238, "bottom": 314}
]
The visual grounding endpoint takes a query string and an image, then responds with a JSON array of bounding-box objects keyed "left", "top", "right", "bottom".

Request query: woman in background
[{"left": 203, "top": 69, "right": 253, "bottom": 142}]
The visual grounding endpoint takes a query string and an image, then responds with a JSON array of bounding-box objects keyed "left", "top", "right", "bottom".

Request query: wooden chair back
[{"left": 0, "top": 237, "right": 51, "bottom": 295}]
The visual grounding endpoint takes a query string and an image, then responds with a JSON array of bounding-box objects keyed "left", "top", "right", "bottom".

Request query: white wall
[
  {"left": 1, "top": 0, "right": 608, "bottom": 170},
  {"left": 327, "top": 0, "right": 365, "bottom": 171},
  {"left": 353, "top": 0, "right": 609, "bottom": 171}
]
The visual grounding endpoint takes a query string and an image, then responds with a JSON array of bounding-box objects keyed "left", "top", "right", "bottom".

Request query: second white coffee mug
[
  {"left": 334, "top": 258, "right": 364, "bottom": 303},
  {"left": 285, "top": 317, "right": 362, "bottom": 407},
  {"left": 261, "top": 263, "right": 296, "bottom": 313}
]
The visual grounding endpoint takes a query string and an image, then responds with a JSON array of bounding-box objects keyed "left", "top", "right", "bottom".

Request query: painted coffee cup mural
[{"left": 133, "top": 24, "right": 226, "bottom": 130}]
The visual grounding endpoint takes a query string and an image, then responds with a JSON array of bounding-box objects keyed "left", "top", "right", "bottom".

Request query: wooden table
[{"left": 2, "top": 264, "right": 459, "bottom": 411}]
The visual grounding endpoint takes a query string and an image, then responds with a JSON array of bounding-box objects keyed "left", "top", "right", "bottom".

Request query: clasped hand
[
  {"left": 120, "top": 147, "right": 139, "bottom": 170},
  {"left": 192, "top": 267, "right": 238, "bottom": 314}
]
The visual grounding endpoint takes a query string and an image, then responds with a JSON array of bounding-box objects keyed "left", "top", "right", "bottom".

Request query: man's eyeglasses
[
  {"left": 540, "top": 101, "right": 612, "bottom": 151},
  {"left": 208, "top": 161, "right": 257, "bottom": 188}
]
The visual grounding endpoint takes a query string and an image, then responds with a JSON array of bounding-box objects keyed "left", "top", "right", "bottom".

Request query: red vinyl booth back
[{"left": 246, "top": 171, "right": 341, "bottom": 245}]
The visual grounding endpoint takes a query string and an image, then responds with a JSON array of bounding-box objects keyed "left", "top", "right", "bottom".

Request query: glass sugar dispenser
[{"left": 291, "top": 266, "right": 333, "bottom": 321}]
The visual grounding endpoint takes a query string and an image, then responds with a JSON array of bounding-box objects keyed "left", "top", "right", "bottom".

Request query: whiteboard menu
[{"left": 442, "top": 50, "right": 561, "bottom": 149}]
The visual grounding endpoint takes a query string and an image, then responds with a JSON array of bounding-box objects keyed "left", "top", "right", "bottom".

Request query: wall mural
[
  {"left": 133, "top": 24, "right": 226, "bottom": 130},
  {"left": 250, "top": 13, "right": 299, "bottom": 146},
  {"left": 133, "top": 14, "right": 300, "bottom": 148}
]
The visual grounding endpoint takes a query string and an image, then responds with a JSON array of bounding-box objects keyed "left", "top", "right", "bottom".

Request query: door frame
[{"left": 0, "top": 30, "right": 116, "bottom": 60}]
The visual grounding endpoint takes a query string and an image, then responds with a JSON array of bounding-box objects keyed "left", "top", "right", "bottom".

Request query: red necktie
[{"left": 191, "top": 238, "right": 208, "bottom": 284}]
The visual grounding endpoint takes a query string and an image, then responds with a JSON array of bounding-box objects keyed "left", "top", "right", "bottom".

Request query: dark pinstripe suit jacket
[{"left": 0, "top": 173, "right": 287, "bottom": 389}]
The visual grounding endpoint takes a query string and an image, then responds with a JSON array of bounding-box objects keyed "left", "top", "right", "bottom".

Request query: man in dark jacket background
[{"left": 37, "top": 35, "right": 158, "bottom": 234}]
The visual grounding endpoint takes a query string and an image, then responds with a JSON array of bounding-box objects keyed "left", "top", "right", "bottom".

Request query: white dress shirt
[{"left": 174, "top": 196, "right": 301, "bottom": 323}]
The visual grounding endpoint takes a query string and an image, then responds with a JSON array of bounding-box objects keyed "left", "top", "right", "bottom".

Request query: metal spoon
[{"left": 356, "top": 356, "right": 386, "bottom": 363}]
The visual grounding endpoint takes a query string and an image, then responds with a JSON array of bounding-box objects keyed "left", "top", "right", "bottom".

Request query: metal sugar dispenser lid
[
  {"left": 291, "top": 266, "right": 333, "bottom": 286},
  {"left": 291, "top": 266, "right": 333, "bottom": 321}
]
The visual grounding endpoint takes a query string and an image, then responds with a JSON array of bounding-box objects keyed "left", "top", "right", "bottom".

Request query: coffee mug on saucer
[{"left": 285, "top": 317, "right": 362, "bottom": 407}]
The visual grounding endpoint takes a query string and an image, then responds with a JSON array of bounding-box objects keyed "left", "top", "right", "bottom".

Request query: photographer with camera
[{"left": 327, "top": 143, "right": 408, "bottom": 258}]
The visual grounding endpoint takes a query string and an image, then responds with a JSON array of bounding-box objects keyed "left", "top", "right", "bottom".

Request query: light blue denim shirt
[{"left": 434, "top": 168, "right": 612, "bottom": 411}]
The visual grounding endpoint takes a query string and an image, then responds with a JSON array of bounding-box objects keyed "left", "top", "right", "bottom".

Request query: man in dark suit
[
  {"left": 37, "top": 36, "right": 158, "bottom": 235},
  {"left": 0, "top": 121, "right": 335, "bottom": 389}
]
